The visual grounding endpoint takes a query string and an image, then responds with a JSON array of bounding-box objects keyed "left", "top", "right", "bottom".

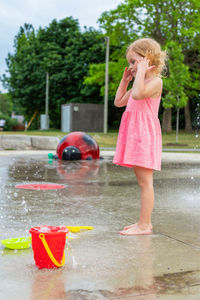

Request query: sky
[{"left": 0, "top": 0, "right": 122, "bottom": 92}]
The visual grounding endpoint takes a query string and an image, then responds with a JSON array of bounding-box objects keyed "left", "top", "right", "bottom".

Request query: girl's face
[{"left": 127, "top": 51, "right": 144, "bottom": 77}]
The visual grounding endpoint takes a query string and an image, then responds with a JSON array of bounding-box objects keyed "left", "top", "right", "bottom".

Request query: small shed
[{"left": 61, "top": 103, "right": 104, "bottom": 132}]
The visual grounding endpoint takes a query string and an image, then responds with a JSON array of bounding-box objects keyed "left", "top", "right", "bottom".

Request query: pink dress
[{"left": 113, "top": 93, "right": 162, "bottom": 171}]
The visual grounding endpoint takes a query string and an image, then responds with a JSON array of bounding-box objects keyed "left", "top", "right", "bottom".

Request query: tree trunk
[
  {"left": 184, "top": 99, "right": 192, "bottom": 132},
  {"left": 162, "top": 108, "right": 172, "bottom": 132}
]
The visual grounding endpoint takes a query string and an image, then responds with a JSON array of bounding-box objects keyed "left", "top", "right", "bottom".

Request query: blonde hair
[{"left": 126, "top": 38, "right": 167, "bottom": 77}]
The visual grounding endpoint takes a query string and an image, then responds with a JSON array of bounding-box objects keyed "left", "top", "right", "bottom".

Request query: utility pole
[
  {"left": 45, "top": 72, "right": 49, "bottom": 130},
  {"left": 176, "top": 95, "right": 180, "bottom": 143},
  {"left": 104, "top": 36, "right": 109, "bottom": 134}
]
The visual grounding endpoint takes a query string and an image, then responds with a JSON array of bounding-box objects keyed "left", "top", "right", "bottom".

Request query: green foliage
[
  {"left": 93, "top": 0, "right": 200, "bottom": 113},
  {"left": 0, "top": 113, "right": 18, "bottom": 131},
  {"left": 0, "top": 93, "right": 13, "bottom": 116},
  {"left": 98, "top": 0, "right": 200, "bottom": 45},
  {"left": 84, "top": 58, "right": 127, "bottom": 98},
  {"left": 1, "top": 18, "right": 106, "bottom": 128},
  {"left": 162, "top": 41, "right": 190, "bottom": 109}
]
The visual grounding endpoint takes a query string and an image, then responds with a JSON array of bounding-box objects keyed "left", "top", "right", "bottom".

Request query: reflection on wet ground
[
  {"left": 65, "top": 267, "right": 200, "bottom": 299},
  {"left": 0, "top": 154, "right": 200, "bottom": 299}
]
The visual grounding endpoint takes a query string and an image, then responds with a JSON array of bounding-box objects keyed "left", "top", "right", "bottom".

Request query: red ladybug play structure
[{"left": 56, "top": 132, "right": 100, "bottom": 160}]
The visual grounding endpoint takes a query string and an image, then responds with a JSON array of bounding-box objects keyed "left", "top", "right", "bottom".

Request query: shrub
[{"left": 0, "top": 113, "right": 18, "bottom": 131}]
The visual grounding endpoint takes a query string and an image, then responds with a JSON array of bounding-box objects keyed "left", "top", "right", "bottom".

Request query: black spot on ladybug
[{"left": 83, "top": 134, "right": 96, "bottom": 147}]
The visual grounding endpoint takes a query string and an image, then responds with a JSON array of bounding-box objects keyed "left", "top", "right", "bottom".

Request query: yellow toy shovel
[{"left": 66, "top": 226, "right": 94, "bottom": 233}]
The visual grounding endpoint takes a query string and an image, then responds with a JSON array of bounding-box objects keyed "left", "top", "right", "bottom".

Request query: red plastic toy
[
  {"left": 56, "top": 132, "right": 100, "bottom": 160},
  {"left": 29, "top": 226, "right": 69, "bottom": 269}
]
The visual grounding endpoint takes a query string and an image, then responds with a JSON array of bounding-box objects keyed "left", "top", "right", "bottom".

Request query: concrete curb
[
  {"left": 1, "top": 135, "right": 32, "bottom": 150},
  {"left": 0, "top": 135, "right": 59, "bottom": 150},
  {"left": 31, "top": 136, "right": 59, "bottom": 150}
]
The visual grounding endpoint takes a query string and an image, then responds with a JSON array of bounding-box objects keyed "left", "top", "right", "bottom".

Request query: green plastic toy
[{"left": 1, "top": 237, "right": 31, "bottom": 250}]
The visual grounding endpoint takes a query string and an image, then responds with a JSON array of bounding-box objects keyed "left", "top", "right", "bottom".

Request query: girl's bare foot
[
  {"left": 120, "top": 223, "right": 152, "bottom": 235},
  {"left": 123, "top": 223, "right": 152, "bottom": 231}
]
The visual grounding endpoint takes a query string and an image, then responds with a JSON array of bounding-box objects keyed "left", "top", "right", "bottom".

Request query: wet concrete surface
[{"left": 0, "top": 153, "right": 200, "bottom": 299}]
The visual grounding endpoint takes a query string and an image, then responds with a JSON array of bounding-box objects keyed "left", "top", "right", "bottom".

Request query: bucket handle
[{"left": 39, "top": 233, "right": 65, "bottom": 267}]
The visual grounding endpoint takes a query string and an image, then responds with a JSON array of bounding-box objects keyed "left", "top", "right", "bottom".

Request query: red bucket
[{"left": 29, "top": 226, "right": 69, "bottom": 269}]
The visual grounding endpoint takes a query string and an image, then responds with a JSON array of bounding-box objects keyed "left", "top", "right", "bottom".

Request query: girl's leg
[{"left": 120, "top": 165, "right": 154, "bottom": 235}]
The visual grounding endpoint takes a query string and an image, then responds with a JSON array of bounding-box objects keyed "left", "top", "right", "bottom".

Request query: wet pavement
[{"left": 0, "top": 152, "right": 200, "bottom": 299}]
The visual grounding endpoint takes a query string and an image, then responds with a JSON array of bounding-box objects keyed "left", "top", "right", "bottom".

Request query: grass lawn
[{"left": 0, "top": 129, "right": 199, "bottom": 150}]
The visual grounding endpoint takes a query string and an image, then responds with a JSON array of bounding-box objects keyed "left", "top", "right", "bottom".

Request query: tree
[
  {"left": 1, "top": 18, "right": 106, "bottom": 128},
  {"left": 85, "top": 0, "right": 200, "bottom": 130}
]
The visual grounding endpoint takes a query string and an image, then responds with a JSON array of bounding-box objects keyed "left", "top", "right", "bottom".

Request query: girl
[{"left": 113, "top": 38, "right": 166, "bottom": 235}]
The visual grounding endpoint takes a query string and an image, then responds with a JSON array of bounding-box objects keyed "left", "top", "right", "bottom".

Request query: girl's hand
[
  {"left": 137, "top": 57, "right": 155, "bottom": 73},
  {"left": 122, "top": 67, "right": 133, "bottom": 83}
]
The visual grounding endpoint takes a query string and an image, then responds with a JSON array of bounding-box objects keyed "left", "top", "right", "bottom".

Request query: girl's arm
[
  {"left": 114, "top": 67, "right": 133, "bottom": 107},
  {"left": 132, "top": 58, "right": 162, "bottom": 100}
]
